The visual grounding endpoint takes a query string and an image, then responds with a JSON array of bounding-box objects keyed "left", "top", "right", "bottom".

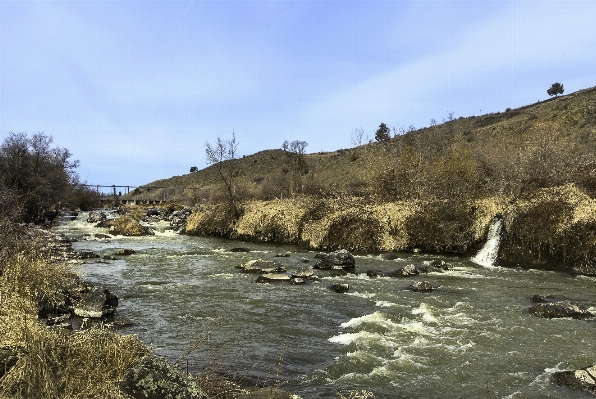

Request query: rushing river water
[{"left": 54, "top": 212, "right": 596, "bottom": 398}]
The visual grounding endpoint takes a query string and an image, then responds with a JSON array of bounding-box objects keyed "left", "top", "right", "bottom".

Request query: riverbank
[{"left": 184, "top": 183, "right": 596, "bottom": 277}]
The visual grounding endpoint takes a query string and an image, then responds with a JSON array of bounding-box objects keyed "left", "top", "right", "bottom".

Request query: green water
[{"left": 55, "top": 214, "right": 596, "bottom": 398}]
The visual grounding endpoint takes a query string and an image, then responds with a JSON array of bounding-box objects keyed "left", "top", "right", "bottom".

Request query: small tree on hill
[
  {"left": 190, "top": 166, "right": 198, "bottom": 173},
  {"left": 282, "top": 140, "right": 309, "bottom": 196},
  {"left": 375, "top": 123, "right": 391, "bottom": 142},
  {"left": 547, "top": 83, "right": 564, "bottom": 97},
  {"left": 205, "top": 132, "right": 240, "bottom": 213}
]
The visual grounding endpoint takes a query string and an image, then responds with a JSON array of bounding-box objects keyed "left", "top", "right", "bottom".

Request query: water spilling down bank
[{"left": 54, "top": 212, "right": 596, "bottom": 398}]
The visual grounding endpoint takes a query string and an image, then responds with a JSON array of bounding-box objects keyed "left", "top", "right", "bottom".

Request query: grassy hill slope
[{"left": 138, "top": 86, "right": 596, "bottom": 203}]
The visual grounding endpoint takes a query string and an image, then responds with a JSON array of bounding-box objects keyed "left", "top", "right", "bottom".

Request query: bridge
[{"left": 84, "top": 184, "right": 211, "bottom": 205}]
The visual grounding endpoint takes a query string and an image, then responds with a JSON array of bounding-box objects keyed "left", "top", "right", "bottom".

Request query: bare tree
[
  {"left": 350, "top": 127, "right": 365, "bottom": 147},
  {"left": 205, "top": 132, "right": 240, "bottom": 209},
  {"left": 282, "top": 140, "right": 309, "bottom": 196},
  {"left": 0, "top": 131, "right": 80, "bottom": 222}
]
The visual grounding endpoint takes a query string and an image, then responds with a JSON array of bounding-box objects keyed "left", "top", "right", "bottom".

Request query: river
[{"left": 54, "top": 212, "right": 596, "bottom": 398}]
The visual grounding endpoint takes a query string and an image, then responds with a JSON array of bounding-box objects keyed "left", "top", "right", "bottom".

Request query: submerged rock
[
  {"left": 120, "top": 354, "right": 208, "bottom": 399},
  {"left": 237, "top": 259, "right": 286, "bottom": 274},
  {"left": 116, "top": 249, "right": 136, "bottom": 256},
  {"left": 409, "top": 281, "right": 435, "bottom": 292},
  {"left": 314, "top": 249, "right": 355, "bottom": 269},
  {"left": 255, "top": 273, "right": 291, "bottom": 283},
  {"left": 329, "top": 283, "right": 349, "bottom": 293},
  {"left": 229, "top": 247, "right": 251, "bottom": 253}
]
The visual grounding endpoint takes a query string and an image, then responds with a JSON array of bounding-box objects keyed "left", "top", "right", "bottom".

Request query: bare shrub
[{"left": 404, "top": 201, "right": 477, "bottom": 253}]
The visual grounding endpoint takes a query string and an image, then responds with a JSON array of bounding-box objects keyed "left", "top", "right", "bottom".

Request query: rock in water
[
  {"left": 73, "top": 287, "right": 118, "bottom": 318},
  {"left": 409, "top": 281, "right": 435, "bottom": 292},
  {"left": 255, "top": 273, "right": 291, "bottom": 283},
  {"left": 237, "top": 259, "right": 286, "bottom": 274},
  {"left": 87, "top": 210, "right": 106, "bottom": 224},
  {"left": 386, "top": 264, "right": 419, "bottom": 277},
  {"left": 529, "top": 302, "right": 592, "bottom": 319},
  {"left": 314, "top": 249, "right": 355, "bottom": 269},
  {"left": 552, "top": 364, "right": 596, "bottom": 395},
  {"left": 329, "top": 283, "right": 349, "bottom": 293}
]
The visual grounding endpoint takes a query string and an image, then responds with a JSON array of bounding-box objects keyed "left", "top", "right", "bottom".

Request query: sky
[{"left": 1, "top": 0, "right": 595, "bottom": 188}]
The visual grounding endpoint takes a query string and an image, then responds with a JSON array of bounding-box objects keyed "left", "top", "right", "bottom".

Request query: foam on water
[{"left": 340, "top": 311, "right": 397, "bottom": 329}]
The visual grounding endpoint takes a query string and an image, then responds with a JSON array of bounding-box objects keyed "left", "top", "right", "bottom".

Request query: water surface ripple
[{"left": 55, "top": 214, "right": 596, "bottom": 398}]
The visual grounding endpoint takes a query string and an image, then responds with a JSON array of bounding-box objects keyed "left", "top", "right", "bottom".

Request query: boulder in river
[
  {"left": 73, "top": 287, "right": 118, "bottom": 318},
  {"left": 386, "top": 264, "right": 420, "bottom": 277},
  {"left": 409, "top": 281, "right": 435, "bottom": 292},
  {"left": 119, "top": 354, "right": 208, "bottom": 399},
  {"left": 329, "top": 283, "right": 349, "bottom": 293},
  {"left": 87, "top": 210, "right": 106, "bottom": 224},
  {"left": 109, "top": 216, "right": 154, "bottom": 236},
  {"left": 237, "top": 259, "right": 286, "bottom": 274},
  {"left": 314, "top": 249, "right": 355, "bottom": 269},
  {"left": 551, "top": 364, "right": 596, "bottom": 395},
  {"left": 116, "top": 249, "right": 136, "bottom": 256},
  {"left": 255, "top": 273, "right": 291, "bottom": 283},
  {"left": 529, "top": 301, "right": 592, "bottom": 319},
  {"left": 430, "top": 259, "right": 451, "bottom": 270}
]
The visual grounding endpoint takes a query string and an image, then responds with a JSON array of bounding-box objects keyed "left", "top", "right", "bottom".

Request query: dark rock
[
  {"left": 77, "top": 250, "right": 100, "bottom": 259},
  {"left": 552, "top": 364, "right": 596, "bottom": 395},
  {"left": 229, "top": 247, "right": 251, "bottom": 253},
  {"left": 274, "top": 253, "right": 291, "bottom": 257},
  {"left": 530, "top": 294, "right": 570, "bottom": 303},
  {"left": 237, "top": 260, "right": 286, "bottom": 274},
  {"left": 386, "top": 264, "right": 419, "bottom": 277},
  {"left": 529, "top": 302, "right": 592, "bottom": 319},
  {"left": 95, "top": 233, "right": 112, "bottom": 239},
  {"left": 366, "top": 270, "right": 381, "bottom": 278},
  {"left": 237, "top": 387, "right": 293, "bottom": 399},
  {"left": 300, "top": 257, "right": 310, "bottom": 263},
  {"left": 430, "top": 259, "right": 451, "bottom": 270},
  {"left": 329, "top": 283, "right": 349, "bottom": 293},
  {"left": 103, "top": 255, "right": 117, "bottom": 260},
  {"left": 409, "top": 281, "right": 435, "bottom": 292},
  {"left": 255, "top": 273, "right": 291, "bottom": 283},
  {"left": 0, "top": 347, "right": 21, "bottom": 379},
  {"left": 383, "top": 253, "right": 399, "bottom": 260},
  {"left": 73, "top": 287, "right": 118, "bottom": 318},
  {"left": 146, "top": 208, "right": 161, "bottom": 217},
  {"left": 116, "top": 249, "right": 136, "bottom": 256},
  {"left": 119, "top": 354, "right": 208, "bottom": 399},
  {"left": 314, "top": 249, "right": 355, "bottom": 269},
  {"left": 87, "top": 210, "right": 106, "bottom": 224},
  {"left": 292, "top": 267, "right": 315, "bottom": 279}
]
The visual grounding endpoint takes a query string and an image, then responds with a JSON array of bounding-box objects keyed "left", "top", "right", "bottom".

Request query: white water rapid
[{"left": 472, "top": 216, "right": 503, "bottom": 267}]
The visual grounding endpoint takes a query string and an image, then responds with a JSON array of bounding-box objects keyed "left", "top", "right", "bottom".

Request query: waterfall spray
[{"left": 472, "top": 215, "right": 503, "bottom": 267}]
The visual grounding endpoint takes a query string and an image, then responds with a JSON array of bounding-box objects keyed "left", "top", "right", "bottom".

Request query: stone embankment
[{"left": 184, "top": 184, "right": 596, "bottom": 276}]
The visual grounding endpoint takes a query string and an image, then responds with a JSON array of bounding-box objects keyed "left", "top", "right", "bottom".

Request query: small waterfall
[{"left": 472, "top": 216, "right": 503, "bottom": 267}]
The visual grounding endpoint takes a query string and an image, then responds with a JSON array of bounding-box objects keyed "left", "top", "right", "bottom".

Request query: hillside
[{"left": 137, "top": 86, "right": 596, "bottom": 204}]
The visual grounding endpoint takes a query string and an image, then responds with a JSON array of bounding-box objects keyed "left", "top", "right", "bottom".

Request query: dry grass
[{"left": 0, "top": 231, "right": 149, "bottom": 399}]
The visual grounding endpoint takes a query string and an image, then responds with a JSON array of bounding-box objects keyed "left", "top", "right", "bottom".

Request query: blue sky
[{"left": 1, "top": 1, "right": 595, "bottom": 187}]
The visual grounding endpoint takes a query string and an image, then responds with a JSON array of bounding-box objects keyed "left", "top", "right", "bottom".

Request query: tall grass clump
[{"left": 0, "top": 193, "right": 149, "bottom": 398}]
